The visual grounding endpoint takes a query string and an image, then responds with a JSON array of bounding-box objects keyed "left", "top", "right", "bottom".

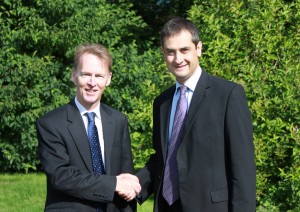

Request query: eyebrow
[
  {"left": 180, "top": 47, "right": 190, "bottom": 50},
  {"left": 164, "top": 46, "right": 191, "bottom": 51}
]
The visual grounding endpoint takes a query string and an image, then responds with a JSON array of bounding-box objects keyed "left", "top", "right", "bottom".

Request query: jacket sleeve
[
  {"left": 135, "top": 97, "right": 161, "bottom": 204},
  {"left": 111, "top": 116, "right": 137, "bottom": 211},
  {"left": 225, "top": 84, "right": 256, "bottom": 211}
]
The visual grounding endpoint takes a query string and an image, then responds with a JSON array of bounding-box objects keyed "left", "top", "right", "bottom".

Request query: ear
[
  {"left": 196, "top": 41, "right": 202, "bottom": 57},
  {"left": 161, "top": 47, "right": 167, "bottom": 59},
  {"left": 105, "top": 72, "right": 112, "bottom": 86},
  {"left": 71, "top": 69, "right": 77, "bottom": 84}
]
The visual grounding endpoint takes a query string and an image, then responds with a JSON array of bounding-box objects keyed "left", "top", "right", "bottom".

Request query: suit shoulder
[
  {"left": 210, "top": 73, "right": 236, "bottom": 86},
  {"left": 38, "top": 104, "right": 68, "bottom": 122},
  {"left": 208, "top": 73, "right": 244, "bottom": 92},
  {"left": 101, "top": 103, "right": 126, "bottom": 119},
  {"left": 154, "top": 85, "right": 175, "bottom": 103}
]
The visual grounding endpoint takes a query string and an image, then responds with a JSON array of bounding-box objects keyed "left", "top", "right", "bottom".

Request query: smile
[{"left": 86, "top": 89, "right": 98, "bottom": 93}]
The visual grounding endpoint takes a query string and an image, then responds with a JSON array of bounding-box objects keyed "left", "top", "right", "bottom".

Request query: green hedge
[
  {"left": 190, "top": 0, "right": 300, "bottom": 210},
  {"left": 0, "top": 0, "right": 149, "bottom": 172}
]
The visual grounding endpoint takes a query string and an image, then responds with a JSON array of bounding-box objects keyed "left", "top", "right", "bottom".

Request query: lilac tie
[
  {"left": 86, "top": 112, "right": 105, "bottom": 175},
  {"left": 162, "top": 85, "right": 188, "bottom": 205}
]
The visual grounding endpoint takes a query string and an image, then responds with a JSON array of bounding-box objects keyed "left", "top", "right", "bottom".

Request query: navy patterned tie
[
  {"left": 162, "top": 85, "right": 188, "bottom": 205},
  {"left": 86, "top": 112, "right": 105, "bottom": 175}
]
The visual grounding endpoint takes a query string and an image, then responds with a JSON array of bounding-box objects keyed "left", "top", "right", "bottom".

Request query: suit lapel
[
  {"left": 183, "top": 71, "right": 210, "bottom": 139},
  {"left": 67, "top": 100, "right": 93, "bottom": 173},
  {"left": 100, "top": 104, "right": 114, "bottom": 175},
  {"left": 160, "top": 86, "right": 176, "bottom": 160}
]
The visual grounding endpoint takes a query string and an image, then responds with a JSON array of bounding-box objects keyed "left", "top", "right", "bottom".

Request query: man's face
[
  {"left": 162, "top": 30, "right": 202, "bottom": 84},
  {"left": 72, "top": 53, "right": 112, "bottom": 111}
]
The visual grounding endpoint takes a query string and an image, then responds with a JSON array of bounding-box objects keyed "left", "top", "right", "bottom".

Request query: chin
[
  {"left": 174, "top": 68, "right": 187, "bottom": 74},
  {"left": 175, "top": 73, "right": 188, "bottom": 79},
  {"left": 83, "top": 96, "right": 99, "bottom": 104}
]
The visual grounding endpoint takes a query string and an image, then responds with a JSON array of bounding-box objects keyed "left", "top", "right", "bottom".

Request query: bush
[
  {"left": 0, "top": 0, "right": 149, "bottom": 172},
  {"left": 105, "top": 44, "right": 173, "bottom": 168},
  {"left": 189, "top": 0, "right": 300, "bottom": 210}
]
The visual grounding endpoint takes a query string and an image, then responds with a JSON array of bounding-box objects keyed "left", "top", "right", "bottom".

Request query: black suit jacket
[
  {"left": 36, "top": 99, "right": 136, "bottom": 212},
  {"left": 137, "top": 71, "right": 256, "bottom": 211}
]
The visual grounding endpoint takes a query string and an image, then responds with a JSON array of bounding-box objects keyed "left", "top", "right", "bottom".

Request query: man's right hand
[{"left": 116, "top": 173, "right": 141, "bottom": 201}]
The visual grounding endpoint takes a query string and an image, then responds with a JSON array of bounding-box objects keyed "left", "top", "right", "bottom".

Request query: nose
[
  {"left": 87, "top": 75, "right": 97, "bottom": 86},
  {"left": 174, "top": 52, "right": 183, "bottom": 64}
]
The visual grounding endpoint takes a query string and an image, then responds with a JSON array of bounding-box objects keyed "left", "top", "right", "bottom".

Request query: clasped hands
[{"left": 116, "top": 173, "right": 141, "bottom": 201}]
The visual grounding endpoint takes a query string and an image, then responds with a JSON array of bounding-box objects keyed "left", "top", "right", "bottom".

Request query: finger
[{"left": 132, "top": 182, "right": 141, "bottom": 193}]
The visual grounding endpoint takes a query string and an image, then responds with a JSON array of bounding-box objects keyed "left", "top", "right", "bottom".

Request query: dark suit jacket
[
  {"left": 36, "top": 99, "right": 136, "bottom": 212},
  {"left": 136, "top": 70, "right": 256, "bottom": 212}
]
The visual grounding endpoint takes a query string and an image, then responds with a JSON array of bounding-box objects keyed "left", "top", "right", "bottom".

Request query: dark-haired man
[{"left": 136, "top": 18, "right": 256, "bottom": 212}]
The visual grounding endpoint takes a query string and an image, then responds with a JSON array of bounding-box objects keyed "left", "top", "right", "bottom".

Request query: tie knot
[
  {"left": 180, "top": 85, "right": 187, "bottom": 96},
  {"left": 86, "top": 112, "right": 96, "bottom": 123}
]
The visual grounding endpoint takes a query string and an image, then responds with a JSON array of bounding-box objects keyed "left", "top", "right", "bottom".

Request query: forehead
[
  {"left": 80, "top": 53, "right": 109, "bottom": 72},
  {"left": 163, "top": 30, "right": 194, "bottom": 49}
]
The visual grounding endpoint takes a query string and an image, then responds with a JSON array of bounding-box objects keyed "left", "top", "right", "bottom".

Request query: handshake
[{"left": 115, "top": 173, "right": 141, "bottom": 202}]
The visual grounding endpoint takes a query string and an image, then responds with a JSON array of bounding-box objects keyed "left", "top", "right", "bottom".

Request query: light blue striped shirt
[{"left": 168, "top": 66, "right": 202, "bottom": 141}]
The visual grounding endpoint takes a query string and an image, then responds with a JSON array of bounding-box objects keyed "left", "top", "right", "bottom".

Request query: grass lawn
[{"left": 0, "top": 173, "right": 153, "bottom": 212}]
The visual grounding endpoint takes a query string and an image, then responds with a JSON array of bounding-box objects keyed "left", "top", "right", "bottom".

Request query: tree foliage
[
  {"left": 0, "top": 0, "right": 299, "bottom": 210},
  {"left": 106, "top": 44, "right": 172, "bottom": 168},
  {"left": 189, "top": 0, "right": 300, "bottom": 210},
  {"left": 131, "top": 0, "right": 194, "bottom": 45},
  {"left": 0, "top": 0, "right": 151, "bottom": 172}
]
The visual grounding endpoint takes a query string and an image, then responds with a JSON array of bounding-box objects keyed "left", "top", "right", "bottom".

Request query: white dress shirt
[{"left": 74, "top": 97, "right": 106, "bottom": 167}]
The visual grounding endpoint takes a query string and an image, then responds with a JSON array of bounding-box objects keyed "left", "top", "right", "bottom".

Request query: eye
[
  {"left": 165, "top": 50, "right": 174, "bottom": 56},
  {"left": 80, "top": 72, "right": 91, "bottom": 77},
  {"left": 181, "top": 48, "right": 189, "bottom": 53},
  {"left": 96, "top": 74, "right": 105, "bottom": 79}
]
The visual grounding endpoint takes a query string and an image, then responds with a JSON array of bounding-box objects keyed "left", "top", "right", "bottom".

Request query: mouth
[
  {"left": 86, "top": 89, "right": 98, "bottom": 94},
  {"left": 174, "top": 64, "right": 187, "bottom": 68},
  {"left": 174, "top": 65, "right": 187, "bottom": 72}
]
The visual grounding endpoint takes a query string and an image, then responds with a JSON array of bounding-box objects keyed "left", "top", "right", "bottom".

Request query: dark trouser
[{"left": 96, "top": 203, "right": 107, "bottom": 212}]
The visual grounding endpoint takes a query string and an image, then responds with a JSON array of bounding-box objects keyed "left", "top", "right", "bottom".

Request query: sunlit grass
[
  {"left": 0, "top": 173, "right": 45, "bottom": 212},
  {"left": 0, "top": 173, "right": 153, "bottom": 212}
]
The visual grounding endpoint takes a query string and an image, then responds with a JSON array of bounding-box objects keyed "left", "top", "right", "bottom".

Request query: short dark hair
[
  {"left": 160, "top": 17, "right": 200, "bottom": 47},
  {"left": 73, "top": 43, "right": 112, "bottom": 73}
]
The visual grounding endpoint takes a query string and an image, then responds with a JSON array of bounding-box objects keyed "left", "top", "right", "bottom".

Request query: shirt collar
[
  {"left": 74, "top": 97, "right": 101, "bottom": 119},
  {"left": 175, "top": 66, "right": 202, "bottom": 91}
]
